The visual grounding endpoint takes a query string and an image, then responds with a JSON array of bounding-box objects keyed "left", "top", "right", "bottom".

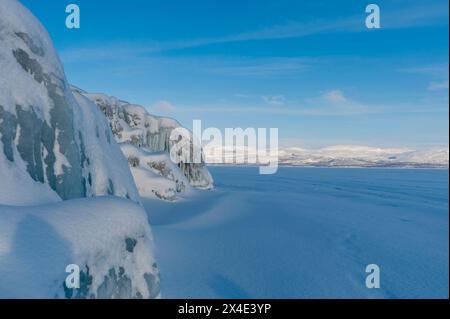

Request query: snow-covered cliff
[
  {"left": 79, "top": 92, "right": 214, "bottom": 200},
  {"left": 0, "top": 0, "right": 159, "bottom": 298},
  {"left": 0, "top": 0, "right": 139, "bottom": 202}
]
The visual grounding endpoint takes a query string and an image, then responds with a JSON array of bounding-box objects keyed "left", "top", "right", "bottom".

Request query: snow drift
[{"left": 0, "top": 197, "right": 160, "bottom": 299}]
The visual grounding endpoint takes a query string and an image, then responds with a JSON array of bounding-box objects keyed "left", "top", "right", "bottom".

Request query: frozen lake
[{"left": 144, "top": 167, "right": 449, "bottom": 299}]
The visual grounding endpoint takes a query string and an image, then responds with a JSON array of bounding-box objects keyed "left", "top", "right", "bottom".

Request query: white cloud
[
  {"left": 400, "top": 64, "right": 449, "bottom": 91},
  {"left": 262, "top": 95, "right": 286, "bottom": 105},
  {"left": 428, "top": 80, "right": 449, "bottom": 91},
  {"left": 323, "top": 90, "right": 347, "bottom": 103}
]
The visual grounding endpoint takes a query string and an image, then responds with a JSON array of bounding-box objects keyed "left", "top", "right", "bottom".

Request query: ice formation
[{"left": 79, "top": 91, "right": 214, "bottom": 200}]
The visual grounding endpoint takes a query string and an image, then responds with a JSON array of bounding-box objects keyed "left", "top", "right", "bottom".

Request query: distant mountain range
[
  {"left": 278, "top": 145, "right": 449, "bottom": 168},
  {"left": 204, "top": 145, "right": 449, "bottom": 168}
]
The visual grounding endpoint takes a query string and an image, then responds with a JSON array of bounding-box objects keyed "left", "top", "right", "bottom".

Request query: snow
[
  {"left": 0, "top": 0, "right": 62, "bottom": 121},
  {"left": 0, "top": 196, "right": 160, "bottom": 299},
  {"left": 80, "top": 90, "right": 214, "bottom": 196},
  {"left": 72, "top": 92, "right": 140, "bottom": 201},
  {"left": 120, "top": 143, "right": 191, "bottom": 201},
  {"left": 0, "top": 0, "right": 159, "bottom": 299},
  {"left": 131, "top": 166, "right": 178, "bottom": 200},
  {"left": 395, "top": 147, "right": 450, "bottom": 165},
  {"left": 81, "top": 92, "right": 179, "bottom": 138},
  {"left": 0, "top": 147, "right": 61, "bottom": 206},
  {"left": 53, "top": 128, "right": 71, "bottom": 176},
  {"left": 2, "top": 0, "right": 445, "bottom": 300},
  {"left": 147, "top": 167, "right": 449, "bottom": 298},
  {"left": 0, "top": 0, "right": 140, "bottom": 202},
  {"left": 277, "top": 145, "right": 449, "bottom": 167}
]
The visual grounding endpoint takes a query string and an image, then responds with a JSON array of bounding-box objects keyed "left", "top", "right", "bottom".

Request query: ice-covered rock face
[
  {"left": 0, "top": 0, "right": 139, "bottom": 202},
  {"left": 81, "top": 92, "right": 214, "bottom": 195},
  {"left": 121, "top": 143, "right": 189, "bottom": 201}
]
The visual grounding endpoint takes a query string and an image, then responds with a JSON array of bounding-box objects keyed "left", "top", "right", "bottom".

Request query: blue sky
[{"left": 22, "top": 0, "right": 449, "bottom": 148}]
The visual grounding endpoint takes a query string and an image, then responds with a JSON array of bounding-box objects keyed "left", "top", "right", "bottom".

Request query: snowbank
[{"left": 0, "top": 196, "right": 160, "bottom": 299}]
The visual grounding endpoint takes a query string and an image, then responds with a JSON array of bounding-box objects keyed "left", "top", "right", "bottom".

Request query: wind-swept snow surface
[{"left": 148, "top": 167, "right": 448, "bottom": 298}]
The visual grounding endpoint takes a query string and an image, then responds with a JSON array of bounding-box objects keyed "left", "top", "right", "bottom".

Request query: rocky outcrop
[{"left": 79, "top": 92, "right": 214, "bottom": 199}]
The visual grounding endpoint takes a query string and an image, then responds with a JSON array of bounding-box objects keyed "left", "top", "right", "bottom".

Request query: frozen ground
[{"left": 144, "top": 167, "right": 449, "bottom": 299}]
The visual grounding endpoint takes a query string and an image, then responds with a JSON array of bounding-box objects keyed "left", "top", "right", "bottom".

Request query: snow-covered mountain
[
  {"left": 204, "top": 145, "right": 449, "bottom": 168},
  {"left": 77, "top": 91, "right": 213, "bottom": 200},
  {"left": 0, "top": 0, "right": 159, "bottom": 298},
  {"left": 278, "top": 145, "right": 449, "bottom": 168}
]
